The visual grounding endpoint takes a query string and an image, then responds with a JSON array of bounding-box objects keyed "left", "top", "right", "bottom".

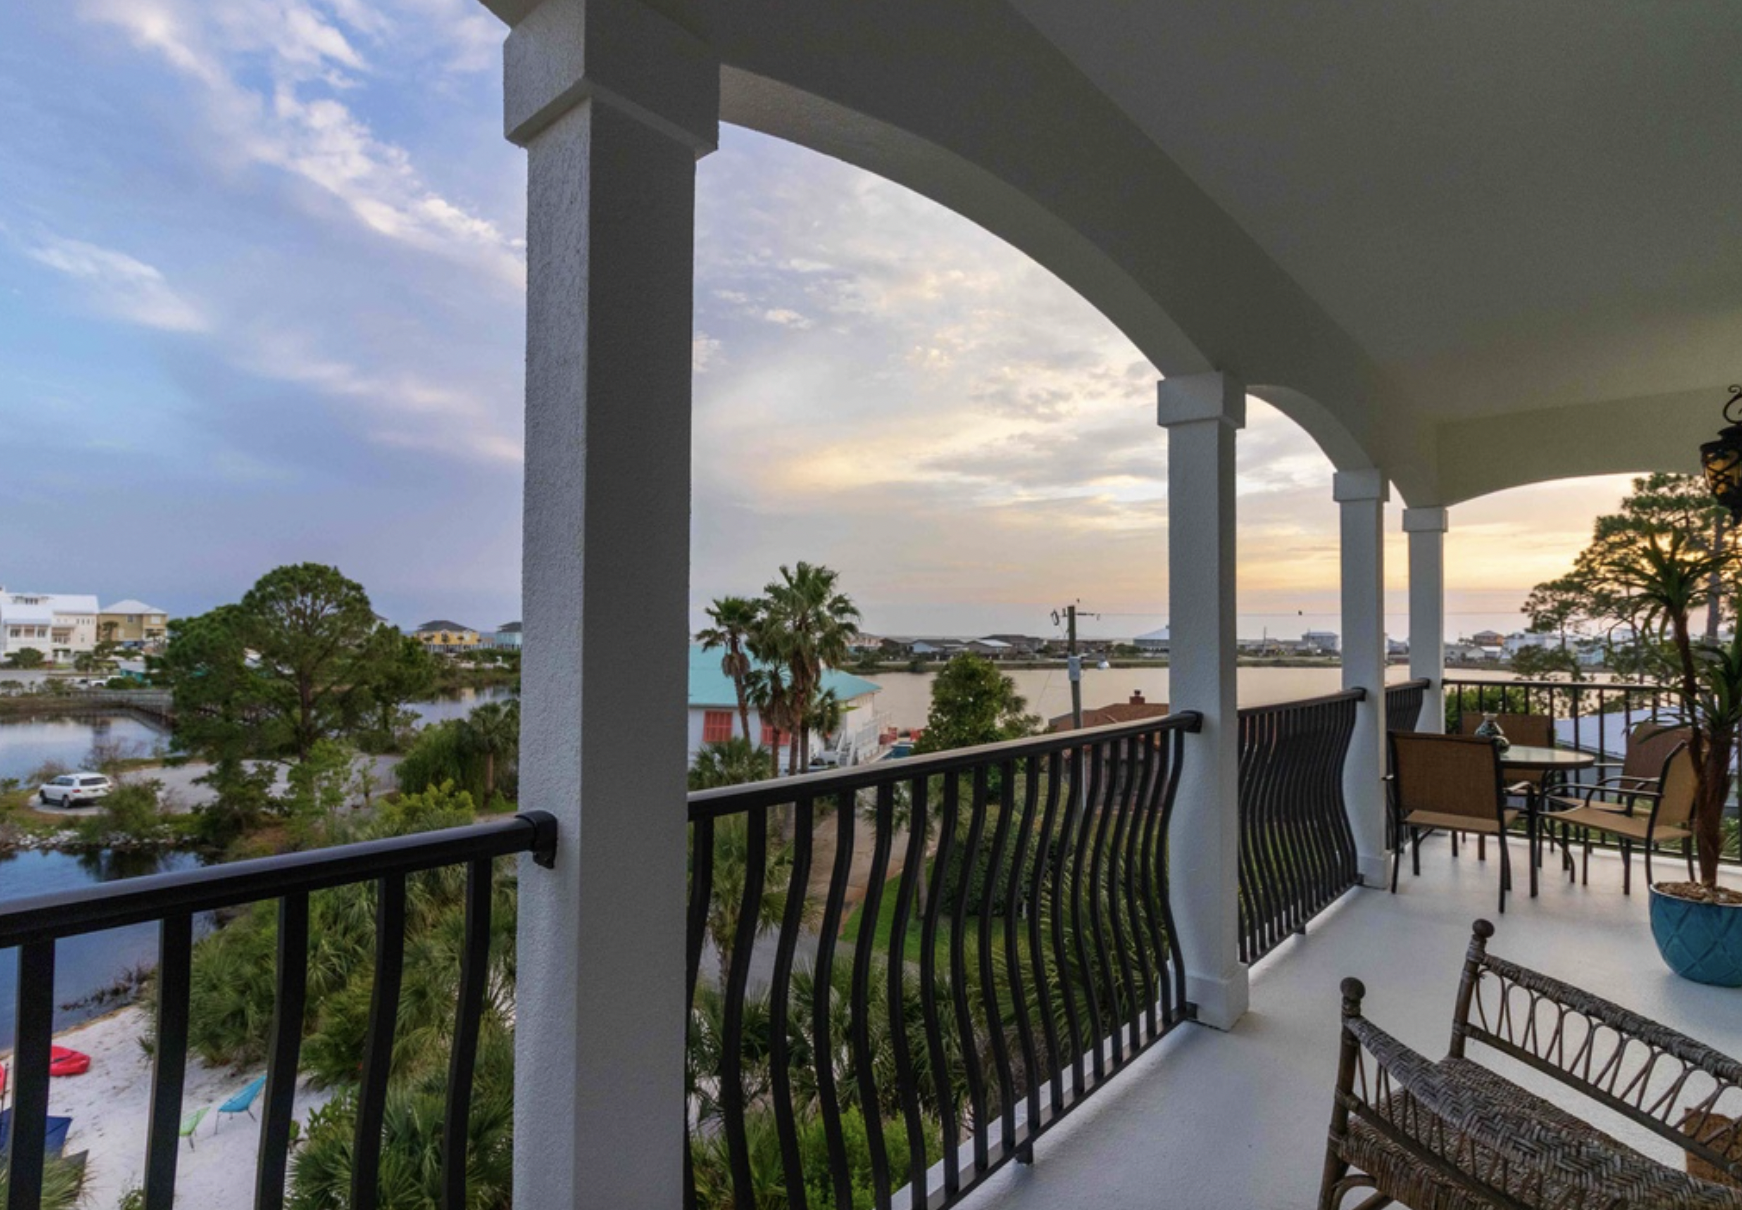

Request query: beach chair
[
  {"left": 216, "top": 1074, "right": 267, "bottom": 1130},
  {"left": 180, "top": 1106, "right": 208, "bottom": 1150}
]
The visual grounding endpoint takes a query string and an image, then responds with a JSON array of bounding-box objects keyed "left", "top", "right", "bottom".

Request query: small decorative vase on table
[{"left": 1473, "top": 712, "right": 1511, "bottom": 753}]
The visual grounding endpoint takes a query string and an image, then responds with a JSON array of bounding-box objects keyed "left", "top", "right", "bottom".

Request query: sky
[{"left": 0, "top": 1, "right": 1638, "bottom": 643}]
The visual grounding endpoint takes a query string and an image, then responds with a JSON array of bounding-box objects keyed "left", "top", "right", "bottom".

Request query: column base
[
  {"left": 1356, "top": 851, "right": 1391, "bottom": 889},
  {"left": 1187, "top": 967, "right": 1250, "bottom": 1031}
]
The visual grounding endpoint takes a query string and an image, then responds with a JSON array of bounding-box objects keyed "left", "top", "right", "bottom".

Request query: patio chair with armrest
[
  {"left": 1544, "top": 718, "right": 1691, "bottom": 815},
  {"left": 1456, "top": 713, "right": 1555, "bottom": 861},
  {"left": 1388, "top": 732, "right": 1531, "bottom": 913},
  {"left": 1551, "top": 739, "right": 1697, "bottom": 893}
]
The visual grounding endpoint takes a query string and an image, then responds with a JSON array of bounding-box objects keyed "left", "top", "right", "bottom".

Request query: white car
[{"left": 39, "top": 772, "right": 113, "bottom": 807}]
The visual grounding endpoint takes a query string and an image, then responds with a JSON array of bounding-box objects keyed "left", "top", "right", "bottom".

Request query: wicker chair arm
[
  {"left": 1345, "top": 1018, "right": 1569, "bottom": 1166},
  {"left": 1476, "top": 953, "right": 1742, "bottom": 1086}
]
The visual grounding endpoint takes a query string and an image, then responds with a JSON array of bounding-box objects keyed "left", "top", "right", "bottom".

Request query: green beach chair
[{"left": 179, "top": 1107, "right": 208, "bottom": 1150}]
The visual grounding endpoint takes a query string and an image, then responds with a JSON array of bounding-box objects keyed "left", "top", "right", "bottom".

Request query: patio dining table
[{"left": 1499, "top": 744, "right": 1596, "bottom": 893}]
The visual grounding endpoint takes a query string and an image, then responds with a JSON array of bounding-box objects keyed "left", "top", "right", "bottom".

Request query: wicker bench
[{"left": 1320, "top": 920, "right": 1742, "bottom": 1209}]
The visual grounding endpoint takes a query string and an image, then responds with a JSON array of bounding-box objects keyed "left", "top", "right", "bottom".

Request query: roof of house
[
  {"left": 101, "top": 599, "right": 167, "bottom": 615},
  {"left": 1049, "top": 691, "right": 1171, "bottom": 731},
  {"left": 1134, "top": 626, "right": 1170, "bottom": 642},
  {"left": 688, "top": 644, "right": 881, "bottom": 708},
  {"left": 496, "top": 622, "right": 522, "bottom": 633},
  {"left": 416, "top": 620, "right": 473, "bottom": 632},
  {"left": 2, "top": 592, "right": 100, "bottom": 624},
  {"left": 968, "top": 638, "right": 1011, "bottom": 649}
]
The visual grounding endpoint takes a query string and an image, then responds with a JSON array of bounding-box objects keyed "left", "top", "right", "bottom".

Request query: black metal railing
[
  {"left": 0, "top": 813, "right": 556, "bottom": 1210},
  {"left": 684, "top": 713, "right": 1201, "bottom": 1210},
  {"left": 1441, "top": 676, "right": 1740, "bottom": 863},
  {"left": 1236, "top": 689, "right": 1363, "bottom": 964},
  {"left": 1441, "top": 676, "right": 1677, "bottom": 764},
  {"left": 1384, "top": 678, "right": 1432, "bottom": 736}
]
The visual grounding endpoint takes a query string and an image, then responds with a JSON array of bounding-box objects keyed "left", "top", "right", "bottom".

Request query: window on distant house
[
  {"left": 759, "top": 721, "right": 790, "bottom": 751},
  {"left": 702, "top": 710, "right": 733, "bottom": 743}
]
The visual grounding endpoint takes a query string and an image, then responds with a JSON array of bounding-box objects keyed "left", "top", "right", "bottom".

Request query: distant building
[
  {"left": 686, "top": 645, "right": 884, "bottom": 771},
  {"left": 481, "top": 621, "right": 523, "bottom": 650},
  {"left": 1503, "top": 631, "right": 1559, "bottom": 655},
  {"left": 1134, "top": 626, "right": 1170, "bottom": 655},
  {"left": 964, "top": 638, "right": 1012, "bottom": 658},
  {"left": 1049, "top": 689, "right": 1171, "bottom": 731},
  {"left": 1386, "top": 637, "right": 1410, "bottom": 657},
  {"left": 1470, "top": 630, "right": 1506, "bottom": 648},
  {"left": 908, "top": 639, "right": 963, "bottom": 660},
  {"left": 1, "top": 589, "right": 99, "bottom": 661},
  {"left": 1302, "top": 630, "right": 1340, "bottom": 654},
  {"left": 413, "top": 620, "right": 480, "bottom": 653},
  {"left": 99, "top": 600, "right": 170, "bottom": 648},
  {"left": 981, "top": 634, "right": 1043, "bottom": 656}
]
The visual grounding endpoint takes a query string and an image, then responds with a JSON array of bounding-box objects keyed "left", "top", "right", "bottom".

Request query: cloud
[
  {"left": 25, "top": 236, "right": 207, "bottom": 332},
  {"left": 693, "top": 332, "right": 723, "bottom": 374},
  {"left": 237, "top": 326, "right": 522, "bottom": 465},
  {"left": 78, "top": 0, "right": 523, "bottom": 287}
]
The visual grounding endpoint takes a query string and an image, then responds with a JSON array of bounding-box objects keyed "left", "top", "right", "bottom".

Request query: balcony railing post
[
  {"left": 1404, "top": 507, "right": 1449, "bottom": 733},
  {"left": 1334, "top": 468, "right": 1390, "bottom": 886},
  {"left": 496, "top": 2, "right": 719, "bottom": 1207},
  {"left": 1158, "top": 372, "right": 1249, "bottom": 1030}
]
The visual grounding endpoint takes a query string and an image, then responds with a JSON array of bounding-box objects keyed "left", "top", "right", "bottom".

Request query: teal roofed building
[{"left": 687, "top": 644, "right": 886, "bottom": 773}]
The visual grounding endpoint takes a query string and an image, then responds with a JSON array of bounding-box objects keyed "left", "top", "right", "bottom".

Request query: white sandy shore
[{"left": 8, "top": 1005, "right": 332, "bottom": 1209}]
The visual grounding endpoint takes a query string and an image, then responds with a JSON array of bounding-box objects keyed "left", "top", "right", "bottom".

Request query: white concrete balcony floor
[{"left": 964, "top": 842, "right": 1742, "bottom": 1210}]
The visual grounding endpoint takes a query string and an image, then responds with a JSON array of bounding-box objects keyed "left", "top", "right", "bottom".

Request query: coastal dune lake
[{"left": 0, "top": 848, "right": 211, "bottom": 1051}]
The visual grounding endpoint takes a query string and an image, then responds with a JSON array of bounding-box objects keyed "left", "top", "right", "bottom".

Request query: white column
[
  {"left": 1334, "top": 468, "right": 1390, "bottom": 887},
  {"left": 1405, "top": 507, "right": 1448, "bottom": 733},
  {"left": 501, "top": 3, "right": 717, "bottom": 1208},
  {"left": 1157, "top": 372, "right": 1249, "bottom": 1030}
]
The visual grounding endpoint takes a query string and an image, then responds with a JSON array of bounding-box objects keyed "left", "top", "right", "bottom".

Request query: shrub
[
  {"left": 75, "top": 779, "right": 168, "bottom": 846},
  {"left": 394, "top": 721, "right": 485, "bottom": 802}
]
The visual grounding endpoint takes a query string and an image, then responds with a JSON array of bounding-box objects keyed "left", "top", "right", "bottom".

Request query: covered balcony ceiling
[{"left": 501, "top": 0, "right": 1742, "bottom": 504}]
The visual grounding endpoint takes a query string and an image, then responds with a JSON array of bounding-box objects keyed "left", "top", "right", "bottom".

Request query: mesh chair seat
[
  {"left": 1555, "top": 805, "right": 1691, "bottom": 844},
  {"left": 1399, "top": 808, "right": 1521, "bottom": 835}
]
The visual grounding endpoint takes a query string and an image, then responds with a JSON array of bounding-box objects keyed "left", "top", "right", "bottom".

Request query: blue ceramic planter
[{"left": 1650, "top": 885, "right": 1742, "bottom": 987}]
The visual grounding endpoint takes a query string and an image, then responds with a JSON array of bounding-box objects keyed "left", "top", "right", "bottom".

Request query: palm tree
[
  {"left": 806, "top": 688, "right": 847, "bottom": 762},
  {"left": 463, "top": 699, "right": 520, "bottom": 800},
  {"left": 744, "top": 662, "right": 798, "bottom": 776},
  {"left": 688, "top": 737, "right": 774, "bottom": 790},
  {"left": 762, "top": 563, "right": 862, "bottom": 774},
  {"left": 697, "top": 596, "right": 762, "bottom": 744},
  {"left": 700, "top": 815, "right": 800, "bottom": 986}
]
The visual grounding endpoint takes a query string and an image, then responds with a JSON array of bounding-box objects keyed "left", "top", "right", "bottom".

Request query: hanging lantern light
[{"left": 1700, "top": 385, "right": 1742, "bottom": 521}]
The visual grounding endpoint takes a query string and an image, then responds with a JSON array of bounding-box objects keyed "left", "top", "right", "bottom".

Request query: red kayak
[{"left": 49, "top": 1047, "right": 90, "bottom": 1077}]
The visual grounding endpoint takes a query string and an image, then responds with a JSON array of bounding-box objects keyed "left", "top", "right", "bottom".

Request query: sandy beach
[{"left": 7, "top": 1005, "right": 332, "bottom": 1209}]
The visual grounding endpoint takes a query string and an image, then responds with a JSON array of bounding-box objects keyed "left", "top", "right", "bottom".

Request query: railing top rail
[
  {"left": 1235, "top": 687, "right": 1366, "bottom": 718},
  {"left": 1441, "top": 677, "right": 1672, "bottom": 695},
  {"left": 0, "top": 811, "right": 557, "bottom": 948},
  {"left": 687, "top": 710, "right": 1203, "bottom": 820},
  {"left": 1387, "top": 678, "right": 1433, "bottom": 692}
]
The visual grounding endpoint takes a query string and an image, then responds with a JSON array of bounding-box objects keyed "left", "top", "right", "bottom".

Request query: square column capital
[
  {"left": 1157, "top": 372, "right": 1245, "bottom": 430},
  {"left": 505, "top": 0, "right": 719, "bottom": 151},
  {"left": 1332, "top": 468, "right": 1389, "bottom": 504},
  {"left": 1403, "top": 506, "right": 1449, "bottom": 534}
]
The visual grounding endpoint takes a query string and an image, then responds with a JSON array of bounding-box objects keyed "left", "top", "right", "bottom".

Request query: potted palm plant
[{"left": 1591, "top": 526, "right": 1742, "bottom": 985}]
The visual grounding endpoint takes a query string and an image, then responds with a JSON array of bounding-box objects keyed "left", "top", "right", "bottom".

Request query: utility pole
[{"left": 1052, "top": 603, "right": 1085, "bottom": 729}]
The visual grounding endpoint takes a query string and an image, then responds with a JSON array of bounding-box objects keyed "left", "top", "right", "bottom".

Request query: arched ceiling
[{"left": 481, "top": 0, "right": 1742, "bottom": 506}]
